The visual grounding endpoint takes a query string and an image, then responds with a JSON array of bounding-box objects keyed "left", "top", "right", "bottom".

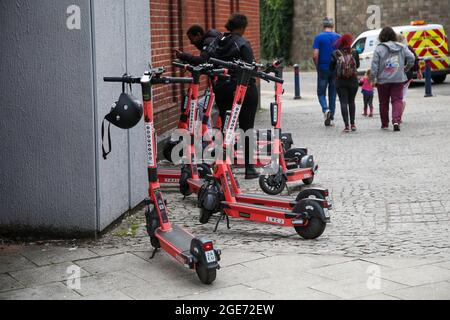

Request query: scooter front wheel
[
  {"left": 196, "top": 262, "right": 217, "bottom": 285},
  {"left": 259, "top": 170, "right": 286, "bottom": 195},
  {"left": 293, "top": 200, "right": 326, "bottom": 240}
]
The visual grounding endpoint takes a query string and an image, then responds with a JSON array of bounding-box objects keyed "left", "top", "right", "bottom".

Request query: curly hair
[
  {"left": 335, "top": 33, "right": 354, "bottom": 49},
  {"left": 379, "top": 27, "right": 397, "bottom": 43},
  {"left": 225, "top": 13, "right": 248, "bottom": 32}
]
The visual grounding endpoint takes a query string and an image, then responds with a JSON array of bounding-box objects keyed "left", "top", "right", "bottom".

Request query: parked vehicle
[{"left": 352, "top": 21, "right": 449, "bottom": 83}]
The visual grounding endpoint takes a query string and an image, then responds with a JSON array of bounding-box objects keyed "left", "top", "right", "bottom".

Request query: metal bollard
[
  {"left": 424, "top": 61, "right": 433, "bottom": 98},
  {"left": 294, "top": 64, "right": 301, "bottom": 100}
]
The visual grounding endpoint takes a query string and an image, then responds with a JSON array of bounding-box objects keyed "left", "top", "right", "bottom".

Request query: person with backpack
[
  {"left": 174, "top": 25, "right": 222, "bottom": 66},
  {"left": 370, "top": 27, "right": 415, "bottom": 132},
  {"left": 329, "top": 33, "right": 360, "bottom": 133},
  {"left": 208, "top": 13, "right": 260, "bottom": 179},
  {"left": 313, "top": 17, "right": 341, "bottom": 127}
]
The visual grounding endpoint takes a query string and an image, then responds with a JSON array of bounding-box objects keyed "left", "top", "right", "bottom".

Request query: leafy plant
[{"left": 260, "top": 0, "right": 294, "bottom": 63}]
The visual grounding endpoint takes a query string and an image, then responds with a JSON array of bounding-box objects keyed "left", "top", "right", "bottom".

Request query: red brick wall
[{"left": 150, "top": 0, "right": 261, "bottom": 134}]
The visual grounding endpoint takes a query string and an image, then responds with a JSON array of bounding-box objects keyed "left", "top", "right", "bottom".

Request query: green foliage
[{"left": 260, "top": 0, "right": 294, "bottom": 63}]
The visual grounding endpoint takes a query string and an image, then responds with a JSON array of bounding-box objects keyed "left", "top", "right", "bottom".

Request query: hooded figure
[
  {"left": 370, "top": 41, "right": 415, "bottom": 84},
  {"left": 177, "top": 29, "right": 223, "bottom": 66}
]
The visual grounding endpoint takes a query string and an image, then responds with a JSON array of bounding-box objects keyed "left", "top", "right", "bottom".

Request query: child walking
[{"left": 360, "top": 70, "right": 374, "bottom": 117}]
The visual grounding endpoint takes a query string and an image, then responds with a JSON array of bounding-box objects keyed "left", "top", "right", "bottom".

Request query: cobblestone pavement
[
  {"left": 1, "top": 73, "right": 450, "bottom": 300},
  {"left": 133, "top": 72, "right": 450, "bottom": 259}
]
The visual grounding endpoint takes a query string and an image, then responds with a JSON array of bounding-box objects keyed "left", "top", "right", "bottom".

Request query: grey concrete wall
[
  {"left": 0, "top": 0, "right": 151, "bottom": 236},
  {"left": 93, "top": 0, "right": 150, "bottom": 231},
  {"left": 0, "top": 0, "right": 96, "bottom": 235}
]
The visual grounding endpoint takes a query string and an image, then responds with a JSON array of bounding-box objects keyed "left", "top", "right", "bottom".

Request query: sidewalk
[{"left": 1, "top": 72, "right": 450, "bottom": 300}]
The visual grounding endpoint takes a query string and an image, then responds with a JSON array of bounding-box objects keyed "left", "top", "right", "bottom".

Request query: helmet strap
[{"left": 102, "top": 118, "right": 112, "bottom": 160}]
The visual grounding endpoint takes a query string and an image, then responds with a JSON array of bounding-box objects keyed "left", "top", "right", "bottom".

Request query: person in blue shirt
[{"left": 313, "top": 17, "right": 341, "bottom": 126}]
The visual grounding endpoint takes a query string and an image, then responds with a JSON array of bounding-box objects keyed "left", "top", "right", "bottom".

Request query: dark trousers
[
  {"left": 214, "top": 80, "right": 259, "bottom": 166},
  {"left": 336, "top": 80, "right": 358, "bottom": 127},
  {"left": 377, "top": 83, "right": 404, "bottom": 127},
  {"left": 215, "top": 81, "right": 259, "bottom": 132},
  {"left": 363, "top": 94, "right": 374, "bottom": 113}
]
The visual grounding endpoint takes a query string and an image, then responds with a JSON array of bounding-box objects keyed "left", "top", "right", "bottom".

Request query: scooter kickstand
[{"left": 149, "top": 248, "right": 159, "bottom": 260}]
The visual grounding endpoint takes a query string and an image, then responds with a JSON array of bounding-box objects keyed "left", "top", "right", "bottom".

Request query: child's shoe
[
  {"left": 343, "top": 126, "right": 350, "bottom": 133},
  {"left": 351, "top": 124, "right": 357, "bottom": 132}
]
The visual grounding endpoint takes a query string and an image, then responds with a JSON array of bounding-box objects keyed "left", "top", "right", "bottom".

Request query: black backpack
[{"left": 205, "top": 33, "right": 246, "bottom": 61}]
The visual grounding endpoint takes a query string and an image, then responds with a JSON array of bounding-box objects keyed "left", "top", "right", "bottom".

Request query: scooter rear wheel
[
  {"left": 196, "top": 262, "right": 217, "bottom": 285},
  {"left": 295, "top": 189, "right": 324, "bottom": 202},
  {"left": 293, "top": 200, "right": 326, "bottom": 240}
]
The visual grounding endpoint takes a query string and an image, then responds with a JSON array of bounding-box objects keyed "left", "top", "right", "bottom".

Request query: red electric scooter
[
  {"left": 257, "top": 59, "right": 319, "bottom": 195},
  {"left": 158, "top": 61, "right": 227, "bottom": 186},
  {"left": 104, "top": 68, "right": 221, "bottom": 284},
  {"left": 197, "top": 58, "right": 332, "bottom": 239}
]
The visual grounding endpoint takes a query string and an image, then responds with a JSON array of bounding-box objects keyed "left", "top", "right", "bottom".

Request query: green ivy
[{"left": 260, "top": 0, "right": 294, "bottom": 63}]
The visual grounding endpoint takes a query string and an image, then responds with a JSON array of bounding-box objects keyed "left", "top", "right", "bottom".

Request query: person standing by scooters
[
  {"left": 370, "top": 27, "right": 415, "bottom": 132},
  {"left": 174, "top": 25, "right": 222, "bottom": 66},
  {"left": 329, "top": 33, "right": 360, "bottom": 133},
  {"left": 313, "top": 17, "right": 341, "bottom": 127},
  {"left": 208, "top": 13, "right": 260, "bottom": 180}
]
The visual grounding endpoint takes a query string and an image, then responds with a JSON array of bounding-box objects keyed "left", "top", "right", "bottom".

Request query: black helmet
[
  {"left": 105, "top": 92, "right": 143, "bottom": 129},
  {"left": 102, "top": 85, "right": 143, "bottom": 160}
]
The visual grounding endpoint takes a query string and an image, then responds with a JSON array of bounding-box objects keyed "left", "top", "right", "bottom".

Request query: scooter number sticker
[
  {"left": 266, "top": 217, "right": 285, "bottom": 225},
  {"left": 324, "top": 208, "right": 330, "bottom": 219},
  {"left": 205, "top": 250, "right": 216, "bottom": 263}
]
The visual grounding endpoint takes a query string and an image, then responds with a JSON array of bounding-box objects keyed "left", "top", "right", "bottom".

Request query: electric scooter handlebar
[
  {"left": 209, "top": 58, "right": 284, "bottom": 84},
  {"left": 103, "top": 75, "right": 193, "bottom": 85},
  {"left": 172, "top": 61, "right": 229, "bottom": 79}
]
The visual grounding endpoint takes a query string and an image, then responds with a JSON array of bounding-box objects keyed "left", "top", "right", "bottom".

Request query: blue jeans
[{"left": 317, "top": 69, "right": 337, "bottom": 118}]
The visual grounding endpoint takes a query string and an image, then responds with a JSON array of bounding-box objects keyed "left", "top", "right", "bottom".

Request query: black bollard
[
  {"left": 424, "top": 61, "right": 433, "bottom": 98},
  {"left": 294, "top": 64, "right": 301, "bottom": 100}
]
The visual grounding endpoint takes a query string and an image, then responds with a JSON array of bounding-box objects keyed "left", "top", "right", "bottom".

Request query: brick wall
[
  {"left": 291, "top": 0, "right": 450, "bottom": 68},
  {"left": 150, "top": 0, "right": 261, "bottom": 134}
]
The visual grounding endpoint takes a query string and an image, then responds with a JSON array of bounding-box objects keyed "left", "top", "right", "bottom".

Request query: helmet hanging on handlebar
[{"left": 102, "top": 82, "right": 143, "bottom": 160}]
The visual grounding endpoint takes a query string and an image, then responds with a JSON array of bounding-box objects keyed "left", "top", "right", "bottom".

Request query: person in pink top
[{"left": 360, "top": 70, "right": 375, "bottom": 117}]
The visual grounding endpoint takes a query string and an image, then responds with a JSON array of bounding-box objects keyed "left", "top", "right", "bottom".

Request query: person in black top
[
  {"left": 174, "top": 25, "right": 222, "bottom": 66},
  {"left": 211, "top": 13, "right": 260, "bottom": 179},
  {"left": 329, "top": 33, "right": 360, "bottom": 132}
]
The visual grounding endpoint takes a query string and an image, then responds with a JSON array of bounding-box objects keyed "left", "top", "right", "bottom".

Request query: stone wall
[{"left": 291, "top": 0, "right": 450, "bottom": 68}]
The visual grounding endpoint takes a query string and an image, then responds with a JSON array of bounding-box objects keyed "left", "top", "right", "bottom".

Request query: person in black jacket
[
  {"left": 210, "top": 13, "right": 260, "bottom": 179},
  {"left": 329, "top": 33, "right": 360, "bottom": 132},
  {"left": 174, "top": 25, "right": 222, "bottom": 66}
]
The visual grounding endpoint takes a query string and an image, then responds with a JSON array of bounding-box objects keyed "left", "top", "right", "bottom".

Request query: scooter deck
[
  {"left": 188, "top": 178, "right": 204, "bottom": 193},
  {"left": 236, "top": 193, "right": 297, "bottom": 209},
  {"left": 222, "top": 201, "right": 298, "bottom": 219},
  {"left": 156, "top": 225, "right": 194, "bottom": 253}
]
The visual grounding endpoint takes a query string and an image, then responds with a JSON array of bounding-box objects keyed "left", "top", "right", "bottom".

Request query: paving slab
[
  {"left": 380, "top": 265, "right": 450, "bottom": 287},
  {"left": 72, "top": 271, "right": 145, "bottom": 297},
  {"left": 385, "top": 281, "right": 450, "bottom": 300},
  {"left": 75, "top": 253, "right": 149, "bottom": 275},
  {"left": 307, "top": 259, "right": 384, "bottom": 281},
  {"left": 244, "top": 274, "right": 332, "bottom": 297},
  {"left": 0, "top": 253, "right": 36, "bottom": 274},
  {"left": 0, "top": 282, "right": 80, "bottom": 300},
  {"left": 0, "top": 274, "right": 24, "bottom": 292},
  {"left": 20, "top": 246, "right": 98, "bottom": 266},
  {"left": 81, "top": 290, "right": 133, "bottom": 300},
  {"left": 181, "top": 285, "right": 273, "bottom": 300},
  {"left": 9, "top": 262, "right": 90, "bottom": 287},
  {"left": 309, "top": 277, "right": 407, "bottom": 300},
  {"left": 361, "top": 256, "right": 446, "bottom": 270}
]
